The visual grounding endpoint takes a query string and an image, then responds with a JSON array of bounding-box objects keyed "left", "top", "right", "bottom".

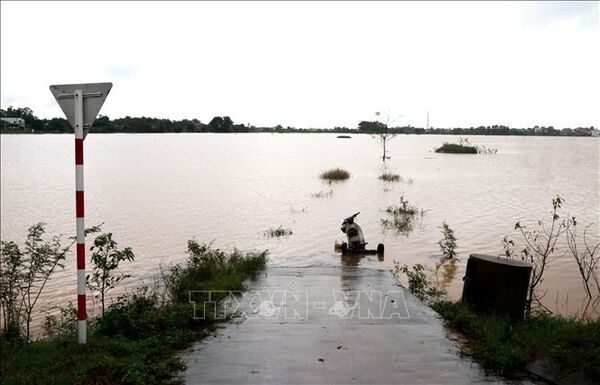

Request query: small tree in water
[
  {"left": 87, "top": 232, "right": 135, "bottom": 316},
  {"left": 506, "top": 195, "right": 574, "bottom": 316},
  {"left": 438, "top": 221, "right": 458, "bottom": 261},
  {"left": 373, "top": 111, "right": 396, "bottom": 162}
]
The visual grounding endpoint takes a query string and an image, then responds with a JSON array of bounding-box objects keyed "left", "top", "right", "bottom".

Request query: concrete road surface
[{"left": 182, "top": 266, "right": 533, "bottom": 385}]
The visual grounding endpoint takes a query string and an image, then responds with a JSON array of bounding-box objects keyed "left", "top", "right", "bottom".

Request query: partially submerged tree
[
  {"left": 435, "top": 221, "right": 459, "bottom": 288},
  {"left": 507, "top": 196, "right": 574, "bottom": 316},
  {"left": 438, "top": 221, "right": 458, "bottom": 261},
  {"left": 566, "top": 223, "right": 600, "bottom": 300},
  {"left": 373, "top": 111, "right": 396, "bottom": 162},
  {"left": 358, "top": 112, "right": 398, "bottom": 161}
]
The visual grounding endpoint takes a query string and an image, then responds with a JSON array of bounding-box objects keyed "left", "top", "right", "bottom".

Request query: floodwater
[{"left": 1, "top": 133, "right": 599, "bottom": 328}]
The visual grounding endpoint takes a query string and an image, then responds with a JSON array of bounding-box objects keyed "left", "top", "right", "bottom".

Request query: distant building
[
  {"left": 0, "top": 117, "right": 25, "bottom": 127},
  {"left": 591, "top": 129, "right": 600, "bottom": 137}
]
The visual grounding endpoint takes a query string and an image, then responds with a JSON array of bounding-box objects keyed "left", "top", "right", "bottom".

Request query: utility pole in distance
[{"left": 49, "top": 82, "right": 112, "bottom": 344}]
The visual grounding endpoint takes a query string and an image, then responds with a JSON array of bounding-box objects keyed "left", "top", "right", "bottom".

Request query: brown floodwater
[{"left": 1, "top": 133, "right": 599, "bottom": 330}]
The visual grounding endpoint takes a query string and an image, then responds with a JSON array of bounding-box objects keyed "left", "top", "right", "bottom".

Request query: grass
[
  {"left": 264, "top": 226, "right": 293, "bottom": 238},
  {"left": 319, "top": 168, "right": 350, "bottom": 181},
  {"left": 379, "top": 172, "right": 401, "bottom": 182},
  {"left": 0, "top": 242, "right": 267, "bottom": 385},
  {"left": 435, "top": 143, "right": 478, "bottom": 154},
  {"left": 432, "top": 301, "right": 600, "bottom": 381},
  {"left": 381, "top": 196, "right": 424, "bottom": 235}
]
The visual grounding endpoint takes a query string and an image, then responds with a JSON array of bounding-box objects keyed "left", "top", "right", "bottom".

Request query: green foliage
[
  {"left": 432, "top": 301, "right": 600, "bottom": 381},
  {"left": 43, "top": 303, "right": 77, "bottom": 338},
  {"left": 378, "top": 172, "right": 400, "bottom": 182},
  {"left": 381, "top": 196, "right": 424, "bottom": 235},
  {"left": 165, "top": 241, "right": 268, "bottom": 305},
  {"left": 264, "top": 226, "right": 293, "bottom": 238},
  {"left": 394, "top": 263, "right": 446, "bottom": 303},
  {"left": 208, "top": 116, "right": 234, "bottom": 132},
  {"left": 438, "top": 221, "right": 458, "bottom": 260},
  {"left": 2, "top": 105, "right": 595, "bottom": 135},
  {"left": 0, "top": 223, "right": 73, "bottom": 342},
  {"left": 435, "top": 142, "right": 478, "bottom": 154},
  {"left": 86, "top": 232, "right": 135, "bottom": 316},
  {"left": 0, "top": 331, "right": 187, "bottom": 385},
  {"left": 385, "top": 195, "right": 418, "bottom": 215},
  {"left": 435, "top": 138, "right": 498, "bottom": 154},
  {"left": 319, "top": 168, "right": 350, "bottom": 181},
  {"left": 358, "top": 120, "right": 387, "bottom": 133},
  {"left": 93, "top": 291, "right": 203, "bottom": 354},
  {"left": 2, "top": 242, "right": 267, "bottom": 384},
  {"left": 0, "top": 106, "right": 36, "bottom": 124}
]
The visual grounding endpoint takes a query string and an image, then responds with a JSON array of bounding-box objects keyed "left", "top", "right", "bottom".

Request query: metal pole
[{"left": 74, "top": 89, "right": 87, "bottom": 344}]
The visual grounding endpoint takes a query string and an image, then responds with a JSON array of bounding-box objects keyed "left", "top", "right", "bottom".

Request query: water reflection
[
  {"left": 436, "top": 259, "right": 458, "bottom": 290},
  {"left": 340, "top": 252, "right": 385, "bottom": 268}
]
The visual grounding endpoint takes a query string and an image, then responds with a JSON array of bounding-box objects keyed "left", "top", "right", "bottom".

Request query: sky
[{"left": 1, "top": 1, "right": 599, "bottom": 129}]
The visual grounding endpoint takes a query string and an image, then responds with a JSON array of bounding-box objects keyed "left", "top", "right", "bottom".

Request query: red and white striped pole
[
  {"left": 74, "top": 89, "right": 87, "bottom": 344},
  {"left": 50, "top": 82, "right": 111, "bottom": 345}
]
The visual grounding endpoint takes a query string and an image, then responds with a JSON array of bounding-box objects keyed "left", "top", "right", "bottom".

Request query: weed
[
  {"left": 432, "top": 301, "right": 600, "bottom": 382},
  {"left": 379, "top": 172, "right": 401, "bottom": 182},
  {"left": 1, "top": 242, "right": 267, "bottom": 384},
  {"left": 385, "top": 196, "right": 419, "bottom": 216},
  {"left": 438, "top": 221, "right": 458, "bottom": 261},
  {"left": 435, "top": 143, "right": 478, "bottom": 154},
  {"left": 319, "top": 168, "right": 350, "bottom": 181},
  {"left": 264, "top": 226, "right": 293, "bottom": 238},
  {"left": 394, "top": 263, "right": 446, "bottom": 303},
  {"left": 381, "top": 196, "right": 424, "bottom": 235}
]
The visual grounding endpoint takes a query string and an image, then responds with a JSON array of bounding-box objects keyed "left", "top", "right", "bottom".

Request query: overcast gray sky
[{"left": 1, "top": 1, "right": 598, "bottom": 129}]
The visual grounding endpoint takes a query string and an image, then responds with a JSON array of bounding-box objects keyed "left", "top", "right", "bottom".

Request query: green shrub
[
  {"left": 432, "top": 301, "right": 600, "bottom": 381},
  {"left": 435, "top": 143, "right": 478, "bottom": 154},
  {"left": 379, "top": 172, "right": 401, "bottom": 182},
  {"left": 394, "top": 263, "right": 446, "bottom": 303},
  {"left": 381, "top": 196, "right": 424, "bottom": 235},
  {"left": 165, "top": 241, "right": 267, "bottom": 305},
  {"left": 264, "top": 226, "right": 293, "bottom": 238},
  {"left": 438, "top": 221, "right": 458, "bottom": 260},
  {"left": 1, "top": 242, "right": 268, "bottom": 385},
  {"left": 320, "top": 168, "right": 350, "bottom": 181},
  {"left": 385, "top": 195, "right": 419, "bottom": 215}
]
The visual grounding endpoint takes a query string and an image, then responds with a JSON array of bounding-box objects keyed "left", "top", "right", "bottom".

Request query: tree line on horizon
[{"left": 1, "top": 106, "right": 596, "bottom": 136}]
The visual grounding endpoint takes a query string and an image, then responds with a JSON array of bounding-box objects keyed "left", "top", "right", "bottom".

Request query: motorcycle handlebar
[{"left": 344, "top": 212, "right": 360, "bottom": 223}]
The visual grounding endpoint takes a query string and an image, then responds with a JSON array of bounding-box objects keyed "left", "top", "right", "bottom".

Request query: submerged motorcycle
[{"left": 337, "top": 212, "right": 384, "bottom": 256}]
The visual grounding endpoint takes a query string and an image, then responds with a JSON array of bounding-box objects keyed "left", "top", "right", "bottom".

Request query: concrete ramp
[{"left": 182, "top": 267, "right": 522, "bottom": 384}]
